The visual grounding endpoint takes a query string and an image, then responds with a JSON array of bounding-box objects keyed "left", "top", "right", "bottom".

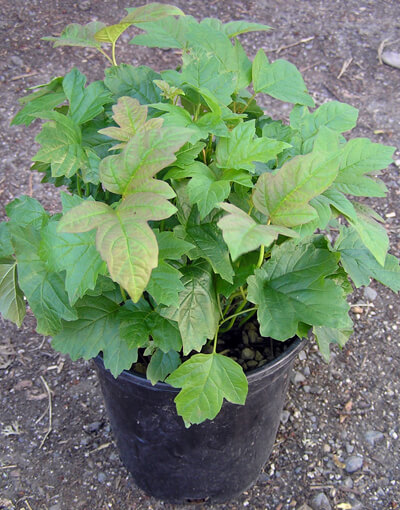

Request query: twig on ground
[
  {"left": 273, "top": 36, "right": 315, "bottom": 54},
  {"left": 39, "top": 375, "right": 52, "bottom": 449},
  {"left": 300, "top": 60, "right": 322, "bottom": 73},
  {"left": 10, "top": 71, "right": 38, "bottom": 81},
  {"left": 337, "top": 57, "right": 353, "bottom": 79},
  {"left": 89, "top": 442, "right": 112, "bottom": 454}
]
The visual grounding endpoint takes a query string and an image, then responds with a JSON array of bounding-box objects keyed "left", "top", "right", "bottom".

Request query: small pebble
[
  {"left": 241, "top": 347, "right": 255, "bottom": 360},
  {"left": 78, "top": 0, "right": 91, "bottom": 10},
  {"left": 86, "top": 421, "right": 102, "bottom": 433},
  {"left": 345, "top": 443, "right": 354, "bottom": 454},
  {"left": 257, "top": 472, "right": 269, "bottom": 483},
  {"left": 345, "top": 455, "right": 363, "bottom": 473},
  {"left": 363, "top": 287, "right": 378, "bottom": 301},
  {"left": 382, "top": 50, "right": 400, "bottom": 69},
  {"left": 246, "top": 360, "right": 258, "bottom": 369},
  {"left": 255, "top": 350, "right": 263, "bottom": 361},
  {"left": 280, "top": 410, "right": 290, "bottom": 424},
  {"left": 298, "top": 350, "right": 307, "bottom": 361},
  {"left": 311, "top": 491, "right": 332, "bottom": 510},
  {"left": 304, "top": 366, "right": 311, "bottom": 377},
  {"left": 364, "top": 430, "right": 384, "bottom": 446},
  {"left": 97, "top": 472, "right": 107, "bottom": 483},
  {"left": 248, "top": 329, "right": 258, "bottom": 344},
  {"left": 343, "top": 476, "right": 354, "bottom": 489},
  {"left": 292, "top": 371, "right": 306, "bottom": 384},
  {"left": 11, "top": 55, "right": 23, "bottom": 67}
]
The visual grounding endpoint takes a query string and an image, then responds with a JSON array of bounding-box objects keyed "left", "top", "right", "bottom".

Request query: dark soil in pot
[{"left": 94, "top": 333, "right": 306, "bottom": 504}]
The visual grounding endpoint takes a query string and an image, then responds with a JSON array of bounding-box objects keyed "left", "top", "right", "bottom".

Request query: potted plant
[{"left": 1, "top": 2, "right": 399, "bottom": 503}]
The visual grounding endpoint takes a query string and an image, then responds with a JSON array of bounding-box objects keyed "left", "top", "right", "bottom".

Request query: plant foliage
[{"left": 2, "top": 3, "right": 397, "bottom": 426}]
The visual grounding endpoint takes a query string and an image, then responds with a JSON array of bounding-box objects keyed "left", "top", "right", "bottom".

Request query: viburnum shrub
[{"left": 1, "top": 3, "right": 399, "bottom": 426}]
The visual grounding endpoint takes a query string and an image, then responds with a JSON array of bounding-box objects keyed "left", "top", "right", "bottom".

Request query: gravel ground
[{"left": 0, "top": 1, "right": 400, "bottom": 509}]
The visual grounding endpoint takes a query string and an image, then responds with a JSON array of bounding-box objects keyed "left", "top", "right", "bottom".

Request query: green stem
[
  {"left": 220, "top": 306, "right": 258, "bottom": 329},
  {"left": 238, "top": 308, "right": 257, "bottom": 328},
  {"left": 240, "top": 92, "right": 257, "bottom": 114},
  {"left": 221, "top": 299, "right": 248, "bottom": 332},
  {"left": 256, "top": 244, "right": 265, "bottom": 268},
  {"left": 85, "top": 183, "right": 90, "bottom": 196},
  {"left": 194, "top": 103, "right": 201, "bottom": 121},
  {"left": 97, "top": 47, "right": 114, "bottom": 65},
  {"left": 111, "top": 42, "right": 118, "bottom": 66},
  {"left": 213, "top": 326, "right": 219, "bottom": 354},
  {"left": 217, "top": 294, "right": 223, "bottom": 319}
]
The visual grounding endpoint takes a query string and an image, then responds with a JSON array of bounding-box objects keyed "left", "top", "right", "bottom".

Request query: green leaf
[
  {"left": 335, "top": 227, "right": 400, "bottom": 291},
  {"left": 63, "top": 68, "right": 112, "bottom": 125},
  {"left": 40, "top": 220, "right": 106, "bottom": 305},
  {"left": 5, "top": 196, "right": 49, "bottom": 229},
  {"left": 187, "top": 165, "right": 231, "bottom": 220},
  {"left": 53, "top": 294, "right": 137, "bottom": 378},
  {"left": 181, "top": 52, "right": 236, "bottom": 105},
  {"left": 333, "top": 138, "right": 394, "bottom": 197},
  {"left": 147, "top": 349, "right": 181, "bottom": 385},
  {"left": 32, "top": 111, "right": 86, "bottom": 178},
  {"left": 42, "top": 21, "right": 106, "bottom": 48},
  {"left": 166, "top": 353, "right": 248, "bottom": 426},
  {"left": 348, "top": 203, "right": 389, "bottom": 266},
  {"left": 291, "top": 101, "right": 358, "bottom": 153},
  {"left": 11, "top": 91, "right": 66, "bottom": 127},
  {"left": 146, "top": 261, "right": 184, "bottom": 307},
  {"left": 174, "top": 141, "right": 205, "bottom": 168},
  {"left": 130, "top": 16, "right": 196, "bottom": 49},
  {"left": 0, "top": 261, "right": 26, "bottom": 327},
  {"left": 10, "top": 226, "right": 77, "bottom": 335},
  {"left": 98, "top": 96, "right": 163, "bottom": 148},
  {"left": 175, "top": 262, "right": 219, "bottom": 355},
  {"left": 154, "top": 230, "right": 194, "bottom": 260},
  {"left": 216, "top": 120, "right": 289, "bottom": 172},
  {"left": 58, "top": 194, "right": 176, "bottom": 302},
  {"left": 216, "top": 251, "right": 259, "bottom": 298},
  {"left": 222, "top": 20, "right": 272, "bottom": 38},
  {"left": 253, "top": 150, "right": 340, "bottom": 227},
  {"left": 252, "top": 50, "right": 314, "bottom": 107},
  {"left": 119, "top": 299, "right": 152, "bottom": 349},
  {"left": 0, "top": 223, "right": 13, "bottom": 257},
  {"left": 217, "top": 203, "right": 297, "bottom": 261},
  {"left": 247, "top": 240, "right": 350, "bottom": 340},
  {"left": 94, "top": 22, "right": 131, "bottom": 44},
  {"left": 104, "top": 64, "right": 162, "bottom": 104},
  {"left": 123, "top": 3, "right": 185, "bottom": 23},
  {"left": 322, "top": 188, "right": 356, "bottom": 221},
  {"left": 99, "top": 126, "right": 191, "bottom": 196},
  {"left": 313, "top": 326, "right": 352, "bottom": 362},
  {"left": 186, "top": 221, "right": 234, "bottom": 283},
  {"left": 150, "top": 313, "right": 182, "bottom": 353}
]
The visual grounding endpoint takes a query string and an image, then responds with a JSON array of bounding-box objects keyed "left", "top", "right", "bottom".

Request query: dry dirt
[{"left": 0, "top": 1, "right": 400, "bottom": 509}]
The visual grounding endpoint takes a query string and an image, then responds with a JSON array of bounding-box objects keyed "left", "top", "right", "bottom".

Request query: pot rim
[{"left": 94, "top": 335, "right": 308, "bottom": 392}]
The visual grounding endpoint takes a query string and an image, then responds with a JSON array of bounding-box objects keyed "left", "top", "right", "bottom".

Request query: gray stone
[
  {"left": 298, "top": 350, "right": 307, "bottom": 361},
  {"left": 298, "top": 505, "right": 313, "bottom": 510},
  {"left": 246, "top": 360, "right": 258, "bottom": 369},
  {"left": 363, "top": 287, "right": 378, "bottom": 301},
  {"left": 345, "top": 455, "right": 363, "bottom": 473},
  {"left": 311, "top": 492, "right": 332, "bottom": 510},
  {"left": 86, "top": 421, "right": 102, "bottom": 433},
  {"left": 255, "top": 350, "right": 263, "bottom": 361},
  {"left": 11, "top": 55, "right": 23, "bottom": 67},
  {"left": 365, "top": 430, "right": 384, "bottom": 446},
  {"left": 343, "top": 476, "right": 353, "bottom": 489},
  {"left": 241, "top": 347, "right": 255, "bottom": 360},
  {"left": 78, "top": 0, "right": 91, "bottom": 10},
  {"left": 304, "top": 366, "right": 311, "bottom": 376},
  {"left": 382, "top": 51, "right": 400, "bottom": 70},
  {"left": 345, "top": 443, "right": 354, "bottom": 454},
  {"left": 97, "top": 472, "right": 107, "bottom": 483},
  {"left": 293, "top": 371, "right": 306, "bottom": 384},
  {"left": 280, "top": 410, "right": 290, "bottom": 424},
  {"left": 257, "top": 472, "right": 269, "bottom": 483}
]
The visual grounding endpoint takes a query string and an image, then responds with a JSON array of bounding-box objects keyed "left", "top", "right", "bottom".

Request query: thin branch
[{"left": 39, "top": 375, "right": 53, "bottom": 449}]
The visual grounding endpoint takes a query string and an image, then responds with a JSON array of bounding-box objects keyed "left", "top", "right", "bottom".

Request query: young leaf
[
  {"left": 130, "top": 15, "right": 196, "bottom": 49},
  {"left": 119, "top": 299, "right": 152, "bottom": 349},
  {"left": 104, "top": 64, "right": 162, "bottom": 103},
  {"left": 39, "top": 220, "right": 106, "bottom": 305},
  {"left": 11, "top": 90, "right": 66, "bottom": 127},
  {"left": 252, "top": 49, "right": 314, "bottom": 107},
  {"left": 58, "top": 194, "right": 176, "bottom": 302},
  {"left": 122, "top": 3, "right": 185, "bottom": 23},
  {"left": 150, "top": 313, "right": 182, "bottom": 353},
  {"left": 10, "top": 226, "right": 77, "bottom": 335},
  {"left": 62, "top": 68, "right": 112, "bottom": 125},
  {"left": 147, "top": 349, "right": 181, "bottom": 385},
  {"left": 173, "top": 141, "right": 206, "bottom": 168},
  {"left": 186, "top": 222, "right": 235, "bottom": 283},
  {"left": 94, "top": 22, "right": 131, "bottom": 45},
  {"left": 166, "top": 353, "right": 248, "bottom": 426},
  {"left": 217, "top": 203, "right": 297, "bottom": 261},
  {"left": 215, "top": 120, "right": 289, "bottom": 172},
  {"left": 335, "top": 227, "right": 400, "bottom": 290},
  {"left": 291, "top": 101, "right": 359, "bottom": 153},
  {"left": 313, "top": 325, "right": 353, "bottom": 362},
  {"left": 247, "top": 241, "right": 350, "bottom": 340},
  {"left": 42, "top": 21, "right": 106, "bottom": 48},
  {"left": 146, "top": 261, "right": 184, "bottom": 307},
  {"left": 0, "top": 261, "right": 26, "bottom": 327},
  {"left": 98, "top": 96, "right": 163, "bottom": 148},
  {"left": 187, "top": 166, "right": 231, "bottom": 220},
  {"left": 221, "top": 20, "right": 272, "bottom": 38},
  {"left": 155, "top": 230, "right": 194, "bottom": 260},
  {"left": 5, "top": 196, "right": 49, "bottom": 229},
  {"left": 253, "top": 150, "right": 340, "bottom": 227},
  {"left": 52, "top": 294, "right": 137, "bottom": 378},
  {"left": 32, "top": 111, "right": 86, "bottom": 178},
  {"left": 333, "top": 138, "right": 394, "bottom": 197},
  {"left": 99, "top": 127, "right": 191, "bottom": 196},
  {"left": 175, "top": 262, "right": 219, "bottom": 355}
]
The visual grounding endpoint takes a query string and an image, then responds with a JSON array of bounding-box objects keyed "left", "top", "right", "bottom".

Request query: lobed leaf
[
  {"left": 42, "top": 21, "right": 106, "bottom": 48},
  {"left": 147, "top": 349, "right": 181, "bottom": 385},
  {"left": 123, "top": 3, "right": 185, "bottom": 23},
  {"left": 0, "top": 261, "right": 26, "bottom": 327}
]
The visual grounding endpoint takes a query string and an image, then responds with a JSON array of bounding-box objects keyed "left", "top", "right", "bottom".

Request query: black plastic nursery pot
[{"left": 94, "top": 336, "right": 306, "bottom": 504}]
